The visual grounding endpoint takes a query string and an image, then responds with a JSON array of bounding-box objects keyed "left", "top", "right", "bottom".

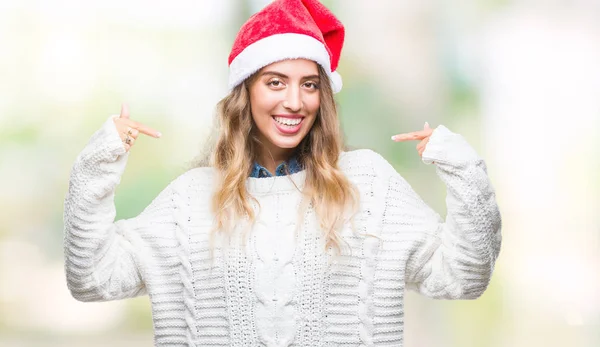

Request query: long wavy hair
[{"left": 195, "top": 64, "right": 360, "bottom": 255}]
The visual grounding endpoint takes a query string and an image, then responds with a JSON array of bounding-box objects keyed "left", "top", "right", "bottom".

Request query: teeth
[{"left": 274, "top": 117, "right": 302, "bottom": 126}]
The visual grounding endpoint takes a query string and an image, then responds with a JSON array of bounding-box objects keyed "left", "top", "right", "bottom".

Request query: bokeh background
[{"left": 1, "top": 0, "right": 599, "bottom": 346}]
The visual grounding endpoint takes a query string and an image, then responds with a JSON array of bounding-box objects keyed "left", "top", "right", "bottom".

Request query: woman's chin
[{"left": 270, "top": 135, "right": 303, "bottom": 149}]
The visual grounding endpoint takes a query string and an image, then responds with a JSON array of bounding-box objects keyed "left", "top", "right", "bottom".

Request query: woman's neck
[{"left": 256, "top": 147, "right": 296, "bottom": 174}]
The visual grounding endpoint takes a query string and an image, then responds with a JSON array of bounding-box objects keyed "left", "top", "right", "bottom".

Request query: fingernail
[
  {"left": 425, "top": 121, "right": 429, "bottom": 128},
  {"left": 156, "top": 132, "right": 162, "bottom": 138},
  {"left": 391, "top": 135, "right": 396, "bottom": 141}
]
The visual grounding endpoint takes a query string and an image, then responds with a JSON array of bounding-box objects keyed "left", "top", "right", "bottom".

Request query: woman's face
[{"left": 248, "top": 58, "right": 320, "bottom": 158}]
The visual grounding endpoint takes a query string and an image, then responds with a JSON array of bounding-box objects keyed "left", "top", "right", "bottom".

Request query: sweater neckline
[{"left": 245, "top": 169, "right": 307, "bottom": 194}]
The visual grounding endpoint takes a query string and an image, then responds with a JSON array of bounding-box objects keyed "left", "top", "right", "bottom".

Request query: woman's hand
[
  {"left": 113, "top": 104, "right": 162, "bottom": 152},
  {"left": 391, "top": 122, "right": 435, "bottom": 158}
]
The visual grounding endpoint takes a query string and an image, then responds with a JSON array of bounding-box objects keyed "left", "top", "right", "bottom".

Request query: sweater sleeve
[
  {"left": 63, "top": 115, "right": 175, "bottom": 302},
  {"left": 379, "top": 125, "right": 502, "bottom": 300}
]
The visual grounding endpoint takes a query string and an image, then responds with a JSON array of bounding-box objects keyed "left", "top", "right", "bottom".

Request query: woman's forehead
[{"left": 260, "top": 59, "right": 320, "bottom": 76}]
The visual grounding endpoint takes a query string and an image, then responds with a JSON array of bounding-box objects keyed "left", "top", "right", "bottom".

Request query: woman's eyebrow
[
  {"left": 261, "top": 71, "right": 288, "bottom": 78},
  {"left": 261, "top": 71, "right": 320, "bottom": 80},
  {"left": 302, "top": 74, "right": 320, "bottom": 80}
]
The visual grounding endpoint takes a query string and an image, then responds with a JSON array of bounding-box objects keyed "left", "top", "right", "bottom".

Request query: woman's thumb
[{"left": 120, "top": 103, "right": 130, "bottom": 119}]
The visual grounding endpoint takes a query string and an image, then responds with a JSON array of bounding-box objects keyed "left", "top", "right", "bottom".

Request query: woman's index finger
[
  {"left": 121, "top": 116, "right": 162, "bottom": 138},
  {"left": 136, "top": 123, "right": 162, "bottom": 138},
  {"left": 392, "top": 130, "right": 429, "bottom": 141}
]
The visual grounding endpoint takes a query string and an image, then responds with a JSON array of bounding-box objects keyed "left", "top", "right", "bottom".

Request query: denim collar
[{"left": 250, "top": 155, "right": 303, "bottom": 178}]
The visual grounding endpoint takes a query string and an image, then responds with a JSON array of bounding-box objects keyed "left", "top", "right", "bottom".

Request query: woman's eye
[
  {"left": 304, "top": 82, "right": 319, "bottom": 89},
  {"left": 268, "top": 80, "right": 283, "bottom": 87}
]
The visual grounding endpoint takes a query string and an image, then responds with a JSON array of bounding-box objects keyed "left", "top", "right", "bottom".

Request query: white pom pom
[{"left": 330, "top": 70, "right": 343, "bottom": 93}]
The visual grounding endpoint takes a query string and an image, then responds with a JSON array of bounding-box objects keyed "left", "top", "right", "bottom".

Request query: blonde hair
[{"left": 196, "top": 65, "right": 359, "bottom": 255}]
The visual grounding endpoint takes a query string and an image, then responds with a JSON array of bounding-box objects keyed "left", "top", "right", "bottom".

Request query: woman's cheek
[{"left": 305, "top": 116, "right": 317, "bottom": 133}]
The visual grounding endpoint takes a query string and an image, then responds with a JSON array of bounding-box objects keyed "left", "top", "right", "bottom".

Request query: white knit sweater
[{"left": 63, "top": 116, "right": 502, "bottom": 347}]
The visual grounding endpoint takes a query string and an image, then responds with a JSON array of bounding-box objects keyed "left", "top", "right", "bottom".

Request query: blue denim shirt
[{"left": 250, "top": 155, "right": 303, "bottom": 178}]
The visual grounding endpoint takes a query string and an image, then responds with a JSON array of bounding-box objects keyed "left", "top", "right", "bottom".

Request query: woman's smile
[{"left": 272, "top": 115, "right": 305, "bottom": 135}]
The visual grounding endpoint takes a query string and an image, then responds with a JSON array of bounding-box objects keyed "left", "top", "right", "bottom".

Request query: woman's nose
[{"left": 282, "top": 86, "right": 302, "bottom": 112}]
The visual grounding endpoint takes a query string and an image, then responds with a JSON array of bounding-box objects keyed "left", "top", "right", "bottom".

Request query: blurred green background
[{"left": 1, "top": 0, "right": 599, "bottom": 346}]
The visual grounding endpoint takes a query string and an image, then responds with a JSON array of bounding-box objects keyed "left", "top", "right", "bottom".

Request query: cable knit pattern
[{"left": 63, "top": 117, "right": 502, "bottom": 347}]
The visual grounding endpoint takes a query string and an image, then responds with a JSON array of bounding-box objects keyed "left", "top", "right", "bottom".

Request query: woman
[{"left": 63, "top": 0, "right": 502, "bottom": 346}]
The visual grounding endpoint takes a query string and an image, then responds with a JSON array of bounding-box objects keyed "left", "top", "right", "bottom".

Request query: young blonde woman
[{"left": 63, "top": 0, "right": 502, "bottom": 346}]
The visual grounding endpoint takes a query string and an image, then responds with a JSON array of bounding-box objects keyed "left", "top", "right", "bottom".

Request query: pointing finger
[
  {"left": 119, "top": 118, "right": 162, "bottom": 138},
  {"left": 391, "top": 130, "right": 429, "bottom": 142},
  {"left": 137, "top": 124, "right": 162, "bottom": 138}
]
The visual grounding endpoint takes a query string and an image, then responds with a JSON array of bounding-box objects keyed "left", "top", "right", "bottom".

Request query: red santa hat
[{"left": 228, "top": 0, "right": 344, "bottom": 93}]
